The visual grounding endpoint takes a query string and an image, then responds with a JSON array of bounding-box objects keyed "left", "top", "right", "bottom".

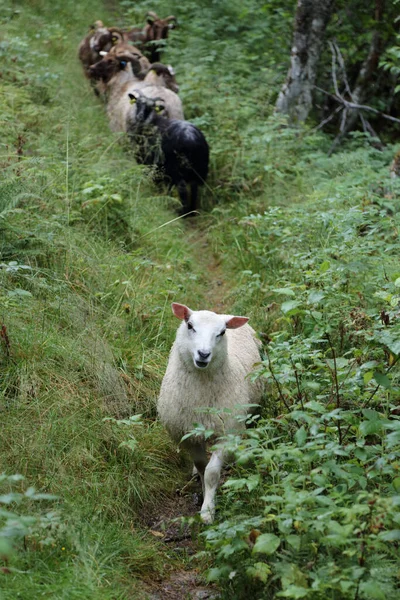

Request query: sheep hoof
[{"left": 200, "top": 507, "right": 215, "bottom": 525}]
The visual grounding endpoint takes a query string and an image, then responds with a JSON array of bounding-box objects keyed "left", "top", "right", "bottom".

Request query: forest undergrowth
[{"left": 1, "top": 0, "right": 400, "bottom": 599}]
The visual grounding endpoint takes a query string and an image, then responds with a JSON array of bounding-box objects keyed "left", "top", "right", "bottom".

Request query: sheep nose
[{"left": 198, "top": 350, "right": 210, "bottom": 360}]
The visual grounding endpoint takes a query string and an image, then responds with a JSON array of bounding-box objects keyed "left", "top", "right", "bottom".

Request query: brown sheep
[
  {"left": 78, "top": 22, "right": 127, "bottom": 96},
  {"left": 127, "top": 12, "right": 177, "bottom": 63},
  {"left": 89, "top": 43, "right": 183, "bottom": 133}
]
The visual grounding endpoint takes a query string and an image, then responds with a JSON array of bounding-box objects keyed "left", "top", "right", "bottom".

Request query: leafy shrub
[
  {"left": 0, "top": 474, "right": 59, "bottom": 564},
  {"left": 200, "top": 405, "right": 400, "bottom": 599}
]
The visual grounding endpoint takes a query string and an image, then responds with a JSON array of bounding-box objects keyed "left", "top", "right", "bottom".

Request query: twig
[
  {"left": 265, "top": 346, "right": 291, "bottom": 411},
  {"left": 325, "top": 334, "right": 342, "bottom": 444},
  {"left": 331, "top": 41, "right": 353, "bottom": 99},
  {"left": 315, "top": 86, "right": 400, "bottom": 124},
  {"left": 163, "top": 532, "right": 192, "bottom": 543},
  {"left": 341, "top": 355, "right": 400, "bottom": 442},
  {"left": 290, "top": 357, "right": 304, "bottom": 410},
  {"left": 0, "top": 324, "right": 11, "bottom": 357},
  {"left": 312, "top": 104, "right": 343, "bottom": 131},
  {"left": 328, "top": 41, "right": 342, "bottom": 100}
]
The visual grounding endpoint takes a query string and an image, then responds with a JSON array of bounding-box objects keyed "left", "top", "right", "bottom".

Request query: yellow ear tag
[
  {"left": 155, "top": 106, "right": 162, "bottom": 113},
  {"left": 111, "top": 36, "right": 118, "bottom": 45},
  {"left": 129, "top": 97, "right": 136, "bottom": 105}
]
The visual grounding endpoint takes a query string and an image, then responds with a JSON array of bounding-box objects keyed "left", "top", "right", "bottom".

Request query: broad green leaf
[
  {"left": 286, "top": 535, "right": 301, "bottom": 551},
  {"left": 206, "top": 567, "right": 229, "bottom": 582},
  {"left": 273, "top": 288, "right": 296, "bottom": 297},
  {"left": 373, "top": 371, "right": 391, "bottom": 389},
  {"left": 253, "top": 533, "right": 280, "bottom": 555},
  {"left": 0, "top": 538, "right": 12, "bottom": 557},
  {"left": 295, "top": 426, "right": 307, "bottom": 447},
  {"left": 246, "top": 562, "right": 271, "bottom": 583},
  {"left": 7, "top": 288, "right": 33, "bottom": 298},
  {"left": 360, "top": 581, "right": 386, "bottom": 600},
  {"left": 281, "top": 300, "right": 302, "bottom": 314},
  {"left": 319, "top": 260, "right": 330, "bottom": 273},
  {"left": 307, "top": 290, "right": 325, "bottom": 305},
  {"left": 277, "top": 585, "right": 309, "bottom": 598},
  {"left": 304, "top": 401, "right": 326, "bottom": 413},
  {"left": 326, "top": 357, "right": 349, "bottom": 369},
  {"left": 359, "top": 420, "right": 382, "bottom": 436},
  {"left": 363, "top": 371, "right": 374, "bottom": 385},
  {"left": 378, "top": 529, "right": 400, "bottom": 541}
]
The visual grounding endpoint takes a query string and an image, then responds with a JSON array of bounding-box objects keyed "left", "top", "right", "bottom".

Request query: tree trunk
[
  {"left": 276, "top": 0, "right": 335, "bottom": 123},
  {"left": 328, "top": 0, "right": 386, "bottom": 153}
]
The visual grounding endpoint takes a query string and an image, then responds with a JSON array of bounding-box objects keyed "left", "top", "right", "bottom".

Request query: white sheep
[
  {"left": 158, "top": 303, "right": 263, "bottom": 524},
  {"left": 89, "top": 44, "right": 183, "bottom": 132}
]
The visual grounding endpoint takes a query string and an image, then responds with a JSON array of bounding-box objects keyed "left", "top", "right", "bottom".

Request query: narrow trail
[
  {"left": 142, "top": 221, "right": 230, "bottom": 600},
  {"left": 186, "top": 221, "right": 231, "bottom": 313}
]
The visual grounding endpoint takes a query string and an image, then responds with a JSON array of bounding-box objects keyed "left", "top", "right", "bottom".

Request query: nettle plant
[
  {"left": 200, "top": 405, "right": 400, "bottom": 599},
  {"left": 0, "top": 474, "right": 59, "bottom": 567},
  {"left": 197, "top": 168, "right": 400, "bottom": 598},
  {"left": 198, "top": 304, "right": 400, "bottom": 598}
]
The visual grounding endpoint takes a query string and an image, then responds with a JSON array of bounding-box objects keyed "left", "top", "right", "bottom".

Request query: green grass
[
  {"left": 1, "top": 0, "right": 400, "bottom": 598},
  {"left": 0, "top": 0, "right": 213, "bottom": 595}
]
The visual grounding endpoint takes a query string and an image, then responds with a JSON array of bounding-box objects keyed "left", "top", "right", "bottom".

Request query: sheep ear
[
  {"left": 225, "top": 316, "right": 249, "bottom": 329},
  {"left": 172, "top": 303, "right": 192, "bottom": 322}
]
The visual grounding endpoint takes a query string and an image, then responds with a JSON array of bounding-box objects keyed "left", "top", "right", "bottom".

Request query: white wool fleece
[{"left": 157, "top": 308, "right": 263, "bottom": 444}]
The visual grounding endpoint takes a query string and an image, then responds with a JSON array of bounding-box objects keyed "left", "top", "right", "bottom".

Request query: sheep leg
[
  {"left": 190, "top": 444, "right": 208, "bottom": 495},
  {"left": 200, "top": 449, "right": 224, "bottom": 524},
  {"left": 190, "top": 183, "right": 198, "bottom": 212},
  {"left": 177, "top": 181, "right": 190, "bottom": 215}
]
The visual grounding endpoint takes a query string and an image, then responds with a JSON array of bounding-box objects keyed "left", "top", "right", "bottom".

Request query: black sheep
[{"left": 127, "top": 91, "right": 209, "bottom": 215}]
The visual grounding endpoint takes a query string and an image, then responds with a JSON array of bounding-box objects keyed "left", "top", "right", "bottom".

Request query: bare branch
[
  {"left": 332, "top": 41, "right": 353, "bottom": 99},
  {"left": 315, "top": 86, "right": 400, "bottom": 124},
  {"left": 328, "top": 41, "right": 342, "bottom": 100},
  {"left": 312, "top": 104, "right": 343, "bottom": 131}
]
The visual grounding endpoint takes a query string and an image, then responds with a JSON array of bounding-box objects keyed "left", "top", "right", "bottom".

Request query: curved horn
[
  {"left": 146, "top": 11, "right": 159, "bottom": 19},
  {"left": 166, "top": 16, "right": 177, "bottom": 22}
]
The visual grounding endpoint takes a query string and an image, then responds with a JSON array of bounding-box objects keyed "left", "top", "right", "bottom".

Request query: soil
[
  {"left": 141, "top": 478, "right": 218, "bottom": 600},
  {"left": 141, "top": 222, "right": 228, "bottom": 599}
]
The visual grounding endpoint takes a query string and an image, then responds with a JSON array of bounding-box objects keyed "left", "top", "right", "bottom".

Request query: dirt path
[
  {"left": 141, "top": 220, "right": 228, "bottom": 600},
  {"left": 186, "top": 221, "right": 231, "bottom": 313}
]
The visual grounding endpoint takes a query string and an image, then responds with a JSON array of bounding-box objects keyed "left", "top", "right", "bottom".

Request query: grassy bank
[
  {"left": 1, "top": 0, "right": 400, "bottom": 598},
  {"left": 0, "top": 1, "right": 214, "bottom": 597}
]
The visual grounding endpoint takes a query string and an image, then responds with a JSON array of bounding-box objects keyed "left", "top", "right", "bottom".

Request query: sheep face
[
  {"left": 89, "top": 50, "right": 144, "bottom": 83},
  {"left": 89, "top": 25, "right": 112, "bottom": 52},
  {"left": 172, "top": 303, "right": 249, "bottom": 371},
  {"left": 91, "top": 28, "right": 123, "bottom": 53},
  {"left": 128, "top": 93, "right": 165, "bottom": 125},
  {"left": 145, "top": 13, "right": 177, "bottom": 41}
]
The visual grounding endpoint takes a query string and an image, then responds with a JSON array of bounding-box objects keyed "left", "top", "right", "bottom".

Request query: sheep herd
[
  {"left": 78, "top": 12, "right": 209, "bottom": 215},
  {"left": 78, "top": 13, "right": 263, "bottom": 524}
]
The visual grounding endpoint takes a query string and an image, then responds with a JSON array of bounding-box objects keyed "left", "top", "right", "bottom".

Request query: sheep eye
[
  {"left": 120, "top": 60, "right": 127, "bottom": 68},
  {"left": 217, "top": 330, "right": 226, "bottom": 337},
  {"left": 187, "top": 323, "right": 194, "bottom": 331}
]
